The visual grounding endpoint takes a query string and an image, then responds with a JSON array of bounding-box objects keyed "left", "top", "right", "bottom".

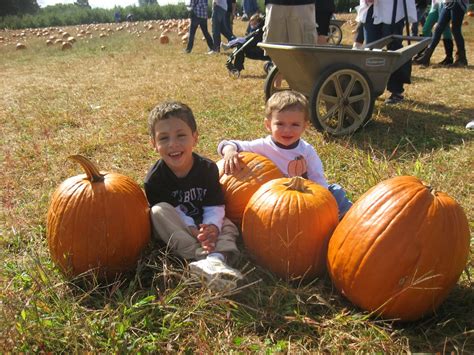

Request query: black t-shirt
[{"left": 144, "top": 153, "right": 224, "bottom": 226}]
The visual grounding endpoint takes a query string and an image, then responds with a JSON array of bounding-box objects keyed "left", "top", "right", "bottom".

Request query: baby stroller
[{"left": 225, "top": 26, "right": 273, "bottom": 78}]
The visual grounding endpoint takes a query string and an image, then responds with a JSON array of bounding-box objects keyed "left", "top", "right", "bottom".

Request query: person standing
[
  {"left": 315, "top": 0, "right": 336, "bottom": 44},
  {"left": 414, "top": 0, "right": 469, "bottom": 67},
  {"left": 211, "top": 0, "right": 235, "bottom": 53},
  {"left": 358, "top": 0, "right": 417, "bottom": 104},
  {"left": 263, "top": 0, "right": 318, "bottom": 45},
  {"left": 185, "top": 0, "right": 214, "bottom": 53}
]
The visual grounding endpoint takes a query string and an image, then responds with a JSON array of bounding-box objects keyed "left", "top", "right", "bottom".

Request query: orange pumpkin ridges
[
  {"left": 46, "top": 155, "right": 151, "bottom": 279},
  {"left": 327, "top": 176, "right": 470, "bottom": 321},
  {"left": 217, "top": 152, "right": 283, "bottom": 226},
  {"left": 242, "top": 176, "right": 339, "bottom": 280}
]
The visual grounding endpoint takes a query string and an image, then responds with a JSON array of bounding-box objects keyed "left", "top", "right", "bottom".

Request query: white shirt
[
  {"left": 218, "top": 136, "right": 329, "bottom": 188},
  {"left": 357, "top": 0, "right": 417, "bottom": 24}
]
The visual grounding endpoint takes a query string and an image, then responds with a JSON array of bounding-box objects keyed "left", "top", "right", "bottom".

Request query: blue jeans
[
  {"left": 328, "top": 183, "right": 353, "bottom": 220},
  {"left": 430, "top": 3, "right": 466, "bottom": 54},
  {"left": 186, "top": 13, "right": 214, "bottom": 52},
  {"left": 212, "top": 5, "right": 234, "bottom": 51},
  {"left": 363, "top": 5, "right": 411, "bottom": 95}
]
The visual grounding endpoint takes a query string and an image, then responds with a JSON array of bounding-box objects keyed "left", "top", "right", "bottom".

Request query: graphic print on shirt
[
  {"left": 171, "top": 187, "right": 207, "bottom": 221},
  {"left": 287, "top": 155, "right": 308, "bottom": 179}
]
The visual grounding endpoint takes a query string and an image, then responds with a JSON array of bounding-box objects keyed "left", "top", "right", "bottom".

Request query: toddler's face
[
  {"left": 265, "top": 109, "right": 307, "bottom": 147},
  {"left": 151, "top": 116, "right": 197, "bottom": 177}
]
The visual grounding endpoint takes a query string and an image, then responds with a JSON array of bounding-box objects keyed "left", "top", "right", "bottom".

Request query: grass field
[{"left": 1, "top": 15, "right": 473, "bottom": 352}]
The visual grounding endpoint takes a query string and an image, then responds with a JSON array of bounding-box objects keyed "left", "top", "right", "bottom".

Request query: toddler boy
[{"left": 218, "top": 90, "right": 352, "bottom": 219}]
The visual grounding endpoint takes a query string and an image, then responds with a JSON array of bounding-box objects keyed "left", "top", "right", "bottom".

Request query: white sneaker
[
  {"left": 221, "top": 42, "right": 231, "bottom": 51},
  {"left": 189, "top": 257, "right": 243, "bottom": 291},
  {"left": 466, "top": 120, "right": 474, "bottom": 130}
]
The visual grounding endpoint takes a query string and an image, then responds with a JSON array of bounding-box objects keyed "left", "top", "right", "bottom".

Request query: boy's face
[
  {"left": 264, "top": 109, "right": 307, "bottom": 147},
  {"left": 151, "top": 116, "right": 198, "bottom": 177}
]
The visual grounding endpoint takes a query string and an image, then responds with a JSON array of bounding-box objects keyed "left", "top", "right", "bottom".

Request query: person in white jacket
[{"left": 358, "top": 0, "right": 417, "bottom": 104}]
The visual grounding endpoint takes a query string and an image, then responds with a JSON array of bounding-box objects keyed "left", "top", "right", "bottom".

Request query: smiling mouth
[{"left": 169, "top": 152, "right": 183, "bottom": 158}]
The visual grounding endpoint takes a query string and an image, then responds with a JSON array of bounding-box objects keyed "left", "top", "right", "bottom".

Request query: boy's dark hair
[
  {"left": 148, "top": 101, "right": 197, "bottom": 137},
  {"left": 265, "top": 90, "right": 310, "bottom": 122},
  {"left": 249, "top": 13, "right": 265, "bottom": 28}
]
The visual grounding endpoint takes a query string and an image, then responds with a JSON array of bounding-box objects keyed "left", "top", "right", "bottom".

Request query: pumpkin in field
[
  {"left": 217, "top": 152, "right": 283, "bottom": 226},
  {"left": 242, "top": 176, "right": 338, "bottom": 279},
  {"left": 327, "top": 176, "right": 470, "bottom": 321},
  {"left": 47, "top": 155, "right": 151, "bottom": 279},
  {"left": 159, "top": 34, "right": 169, "bottom": 44},
  {"left": 468, "top": 11, "right": 474, "bottom": 17}
]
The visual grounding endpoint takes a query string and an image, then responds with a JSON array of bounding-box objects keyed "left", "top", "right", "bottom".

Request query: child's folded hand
[
  {"left": 223, "top": 151, "right": 243, "bottom": 175},
  {"left": 197, "top": 224, "right": 218, "bottom": 253}
]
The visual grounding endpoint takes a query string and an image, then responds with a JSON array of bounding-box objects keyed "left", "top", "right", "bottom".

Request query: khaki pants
[
  {"left": 150, "top": 202, "right": 240, "bottom": 261},
  {"left": 263, "top": 3, "right": 318, "bottom": 45}
]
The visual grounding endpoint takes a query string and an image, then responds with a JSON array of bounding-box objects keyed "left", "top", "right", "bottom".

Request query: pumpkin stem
[
  {"left": 284, "top": 176, "right": 310, "bottom": 193},
  {"left": 421, "top": 180, "right": 434, "bottom": 194},
  {"left": 68, "top": 155, "right": 104, "bottom": 182}
]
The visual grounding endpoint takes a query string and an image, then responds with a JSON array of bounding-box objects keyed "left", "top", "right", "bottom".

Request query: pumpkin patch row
[
  {"left": 47, "top": 153, "right": 470, "bottom": 322},
  {"left": 217, "top": 153, "right": 470, "bottom": 321}
]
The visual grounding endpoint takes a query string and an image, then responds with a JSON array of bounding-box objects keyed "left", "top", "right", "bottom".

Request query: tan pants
[
  {"left": 150, "top": 202, "right": 240, "bottom": 261},
  {"left": 263, "top": 3, "right": 318, "bottom": 45}
]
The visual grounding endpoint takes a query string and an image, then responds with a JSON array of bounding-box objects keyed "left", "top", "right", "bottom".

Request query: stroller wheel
[
  {"left": 263, "top": 61, "right": 274, "bottom": 74},
  {"left": 229, "top": 69, "right": 241, "bottom": 79}
]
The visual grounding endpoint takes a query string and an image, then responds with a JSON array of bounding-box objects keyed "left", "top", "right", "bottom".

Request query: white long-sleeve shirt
[
  {"left": 357, "top": 0, "right": 417, "bottom": 24},
  {"left": 218, "top": 136, "right": 329, "bottom": 188}
]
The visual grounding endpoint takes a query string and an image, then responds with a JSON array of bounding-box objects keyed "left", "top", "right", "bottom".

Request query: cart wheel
[
  {"left": 328, "top": 24, "right": 343, "bottom": 45},
  {"left": 264, "top": 65, "right": 291, "bottom": 100},
  {"left": 229, "top": 69, "right": 241, "bottom": 79},
  {"left": 310, "top": 64, "right": 374, "bottom": 136}
]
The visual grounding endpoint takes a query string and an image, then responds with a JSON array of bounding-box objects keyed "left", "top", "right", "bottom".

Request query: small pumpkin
[
  {"left": 217, "top": 152, "right": 283, "bottom": 226},
  {"left": 47, "top": 155, "right": 151, "bottom": 279},
  {"left": 242, "top": 176, "right": 338, "bottom": 279},
  {"left": 327, "top": 176, "right": 470, "bottom": 321},
  {"left": 159, "top": 34, "right": 169, "bottom": 44}
]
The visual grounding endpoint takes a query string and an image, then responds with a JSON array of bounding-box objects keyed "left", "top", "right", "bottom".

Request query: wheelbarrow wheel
[
  {"left": 264, "top": 65, "right": 291, "bottom": 100},
  {"left": 310, "top": 64, "right": 374, "bottom": 136},
  {"left": 328, "top": 23, "right": 343, "bottom": 45}
]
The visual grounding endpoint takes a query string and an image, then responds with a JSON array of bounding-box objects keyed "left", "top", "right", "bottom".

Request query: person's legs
[
  {"left": 185, "top": 13, "right": 199, "bottom": 52},
  {"left": 150, "top": 202, "right": 203, "bottom": 260},
  {"left": 450, "top": 3, "right": 467, "bottom": 66},
  {"left": 198, "top": 17, "right": 214, "bottom": 51},
  {"left": 287, "top": 4, "right": 317, "bottom": 44},
  {"left": 328, "top": 184, "right": 352, "bottom": 220},
  {"left": 415, "top": 4, "right": 452, "bottom": 66},
  {"left": 211, "top": 7, "right": 222, "bottom": 51},
  {"left": 363, "top": 6, "right": 382, "bottom": 45}
]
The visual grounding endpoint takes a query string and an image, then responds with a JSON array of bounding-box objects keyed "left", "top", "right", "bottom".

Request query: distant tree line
[{"left": 0, "top": 0, "right": 359, "bottom": 30}]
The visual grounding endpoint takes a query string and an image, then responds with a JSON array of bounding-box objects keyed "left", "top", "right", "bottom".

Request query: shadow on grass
[
  {"left": 401, "top": 284, "right": 474, "bottom": 352},
  {"left": 330, "top": 99, "right": 473, "bottom": 156}
]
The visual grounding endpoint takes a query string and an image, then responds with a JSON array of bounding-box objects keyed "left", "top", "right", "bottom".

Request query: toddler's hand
[
  {"left": 197, "top": 224, "right": 218, "bottom": 253},
  {"left": 223, "top": 151, "right": 243, "bottom": 175}
]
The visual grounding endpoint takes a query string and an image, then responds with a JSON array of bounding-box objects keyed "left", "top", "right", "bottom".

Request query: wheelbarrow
[
  {"left": 328, "top": 19, "right": 345, "bottom": 45},
  {"left": 259, "top": 35, "right": 431, "bottom": 136}
]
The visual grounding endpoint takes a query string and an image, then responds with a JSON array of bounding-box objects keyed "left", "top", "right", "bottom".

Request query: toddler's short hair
[
  {"left": 148, "top": 101, "right": 197, "bottom": 137},
  {"left": 249, "top": 13, "right": 264, "bottom": 27},
  {"left": 265, "top": 90, "right": 310, "bottom": 122}
]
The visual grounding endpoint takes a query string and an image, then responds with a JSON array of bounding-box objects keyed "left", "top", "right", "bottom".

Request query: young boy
[
  {"left": 144, "top": 101, "right": 243, "bottom": 291},
  {"left": 218, "top": 90, "right": 352, "bottom": 219}
]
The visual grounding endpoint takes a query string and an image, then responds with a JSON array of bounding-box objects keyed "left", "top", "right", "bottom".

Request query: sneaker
[
  {"left": 207, "top": 50, "right": 219, "bottom": 55},
  {"left": 183, "top": 49, "right": 191, "bottom": 54},
  {"left": 466, "top": 120, "right": 474, "bottom": 130},
  {"left": 384, "top": 93, "right": 404, "bottom": 105},
  {"left": 189, "top": 257, "right": 243, "bottom": 291},
  {"left": 221, "top": 42, "right": 231, "bottom": 51}
]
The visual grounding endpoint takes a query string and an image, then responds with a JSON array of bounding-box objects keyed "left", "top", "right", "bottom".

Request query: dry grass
[{"left": 1, "top": 15, "right": 473, "bottom": 352}]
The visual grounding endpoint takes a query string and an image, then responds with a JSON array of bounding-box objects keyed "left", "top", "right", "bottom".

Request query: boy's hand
[
  {"left": 223, "top": 151, "right": 243, "bottom": 175},
  {"left": 197, "top": 224, "right": 219, "bottom": 253}
]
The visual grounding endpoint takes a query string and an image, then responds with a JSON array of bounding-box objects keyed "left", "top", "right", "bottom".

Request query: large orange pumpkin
[
  {"left": 47, "top": 155, "right": 151, "bottom": 279},
  {"left": 217, "top": 152, "right": 283, "bottom": 226},
  {"left": 242, "top": 176, "right": 338, "bottom": 279},
  {"left": 327, "top": 176, "right": 470, "bottom": 321}
]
